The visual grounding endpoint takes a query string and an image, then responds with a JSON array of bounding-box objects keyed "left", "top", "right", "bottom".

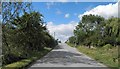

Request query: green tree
[
  {"left": 2, "top": 2, "right": 32, "bottom": 56},
  {"left": 68, "top": 36, "right": 76, "bottom": 44},
  {"left": 2, "top": 2, "right": 57, "bottom": 65},
  {"left": 104, "top": 18, "right": 120, "bottom": 46},
  {"left": 69, "top": 14, "right": 119, "bottom": 47},
  {"left": 73, "top": 14, "right": 105, "bottom": 47}
]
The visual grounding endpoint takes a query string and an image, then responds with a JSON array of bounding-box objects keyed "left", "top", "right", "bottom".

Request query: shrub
[
  {"left": 2, "top": 53, "right": 25, "bottom": 65},
  {"left": 102, "top": 44, "right": 112, "bottom": 50}
]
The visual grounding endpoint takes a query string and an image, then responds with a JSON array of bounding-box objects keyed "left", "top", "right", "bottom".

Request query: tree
[
  {"left": 73, "top": 14, "right": 105, "bottom": 47},
  {"left": 69, "top": 14, "right": 119, "bottom": 48},
  {"left": 2, "top": 2, "right": 31, "bottom": 23},
  {"left": 2, "top": 2, "right": 32, "bottom": 54},
  {"left": 2, "top": 2, "right": 57, "bottom": 65},
  {"left": 104, "top": 18, "right": 120, "bottom": 46},
  {"left": 68, "top": 36, "right": 76, "bottom": 44}
]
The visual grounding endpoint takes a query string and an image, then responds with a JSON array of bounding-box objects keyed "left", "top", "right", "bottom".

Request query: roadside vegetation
[
  {"left": 68, "top": 43, "right": 118, "bottom": 68},
  {"left": 2, "top": 47, "right": 51, "bottom": 69},
  {"left": 67, "top": 14, "right": 119, "bottom": 68},
  {"left": 1, "top": 2, "right": 58, "bottom": 68}
]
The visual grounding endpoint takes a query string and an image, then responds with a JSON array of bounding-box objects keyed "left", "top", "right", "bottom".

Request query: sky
[{"left": 32, "top": 2, "right": 118, "bottom": 42}]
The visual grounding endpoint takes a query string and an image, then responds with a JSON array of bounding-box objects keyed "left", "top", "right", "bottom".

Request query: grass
[
  {"left": 67, "top": 42, "right": 75, "bottom": 47},
  {"left": 1, "top": 47, "right": 52, "bottom": 69},
  {"left": 2, "top": 58, "right": 35, "bottom": 69},
  {"left": 67, "top": 43, "right": 119, "bottom": 69}
]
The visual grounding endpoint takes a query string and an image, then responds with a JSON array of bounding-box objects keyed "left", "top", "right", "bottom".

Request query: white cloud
[
  {"left": 78, "top": 3, "right": 118, "bottom": 20},
  {"left": 65, "top": 13, "right": 70, "bottom": 18},
  {"left": 47, "top": 21, "right": 78, "bottom": 42},
  {"left": 58, "top": 0, "right": 69, "bottom": 2},
  {"left": 46, "top": 2, "right": 55, "bottom": 9}
]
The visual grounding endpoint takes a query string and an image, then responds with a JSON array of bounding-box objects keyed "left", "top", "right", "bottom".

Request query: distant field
[{"left": 67, "top": 43, "right": 119, "bottom": 68}]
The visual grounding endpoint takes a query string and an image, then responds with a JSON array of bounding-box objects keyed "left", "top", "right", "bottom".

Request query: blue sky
[
  {"left": 32, "top": 2, "right": 115, "bottom": 25},
  {"left": 32, "top": 2, "right": 118, "bottom": 42}
]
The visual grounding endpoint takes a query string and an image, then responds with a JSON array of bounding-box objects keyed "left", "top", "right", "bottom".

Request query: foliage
[
  {"left": 2, "top": 48, "right": 51, "bottom": 69},
  {"left": 2, "top": 2, "right": 32, "bottom": 23},
  {"left": 76, "top": 44, "right": 118, "bottom": 68},
  {"left": 102, "top": 44, "right": 113, "bottom": 50},
  {"left": 68, "top": 14, "right": 120, "bottom": 47},
  {"left": 2, "top": 2, "right": 57, "bottom": 66},
  {"left": 68, "top": 36, "right": 76, "bottom": 44},
  {"left": 67, "top": 14, "right": 119, "bottom": 68}
]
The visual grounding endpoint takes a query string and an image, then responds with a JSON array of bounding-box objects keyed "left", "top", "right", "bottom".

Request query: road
[{"left": 28, "top": 43, "right": 108, "bottom": 69}]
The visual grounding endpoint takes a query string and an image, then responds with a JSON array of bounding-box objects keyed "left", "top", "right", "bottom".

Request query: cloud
[
  {"left": 46, "top": 2, "right": 55, "bottom": 9},
  {"left": 57, "top": 0, "right": 69, "bottom": 2},
  {"left": 47, "top": 21, "right": 78, "bottom": 42},
  {"left": 50, "top": 0, "right": 81, "bottom": 2},
  {"left": 65, "top": 13, "right": 70, "bottom": 18},
  {"left": 85, "top": 5, "right": 93, "bottom": 11},
  {"left": 78, "top": 3, "right": 118, "bottom": 20}
]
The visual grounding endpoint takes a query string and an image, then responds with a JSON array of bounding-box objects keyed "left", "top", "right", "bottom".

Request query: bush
[
  {"left": 2, "top": 53, "right": 25, "bottom": 65},
  {"left": 102, "top": 44, "right": 112, "bottom": 50}
]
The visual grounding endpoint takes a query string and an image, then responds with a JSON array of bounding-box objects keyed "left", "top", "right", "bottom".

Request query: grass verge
[
  {"left": 67, "top": 42, "right": 75, "bottom": 47},
  {"left": 1, "top": 47, "right": 52, "bottom": 69},
  {"left": 67, "top": 43, "right": 118, "bottom": 69}
]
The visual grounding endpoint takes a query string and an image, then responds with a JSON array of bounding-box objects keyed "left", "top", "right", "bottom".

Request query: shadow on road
[
  {"left": 28, "top": 44, "right": 109, "bottom": 68},
  {"left": 34, "top": 45, "right": 99, "bottom": 66}
]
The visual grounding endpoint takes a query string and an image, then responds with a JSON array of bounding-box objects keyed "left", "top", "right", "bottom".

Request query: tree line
[
  {"left": 2, "top": 2, "right": 57, "bottom": 65},
  {"left": 68, "top": 14, "right": 120, "bottom": 48}
]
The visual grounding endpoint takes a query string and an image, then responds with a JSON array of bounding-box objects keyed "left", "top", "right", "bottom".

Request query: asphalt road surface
[{"left": 28, "top": 43, "right": 108, "bottom": 69}]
